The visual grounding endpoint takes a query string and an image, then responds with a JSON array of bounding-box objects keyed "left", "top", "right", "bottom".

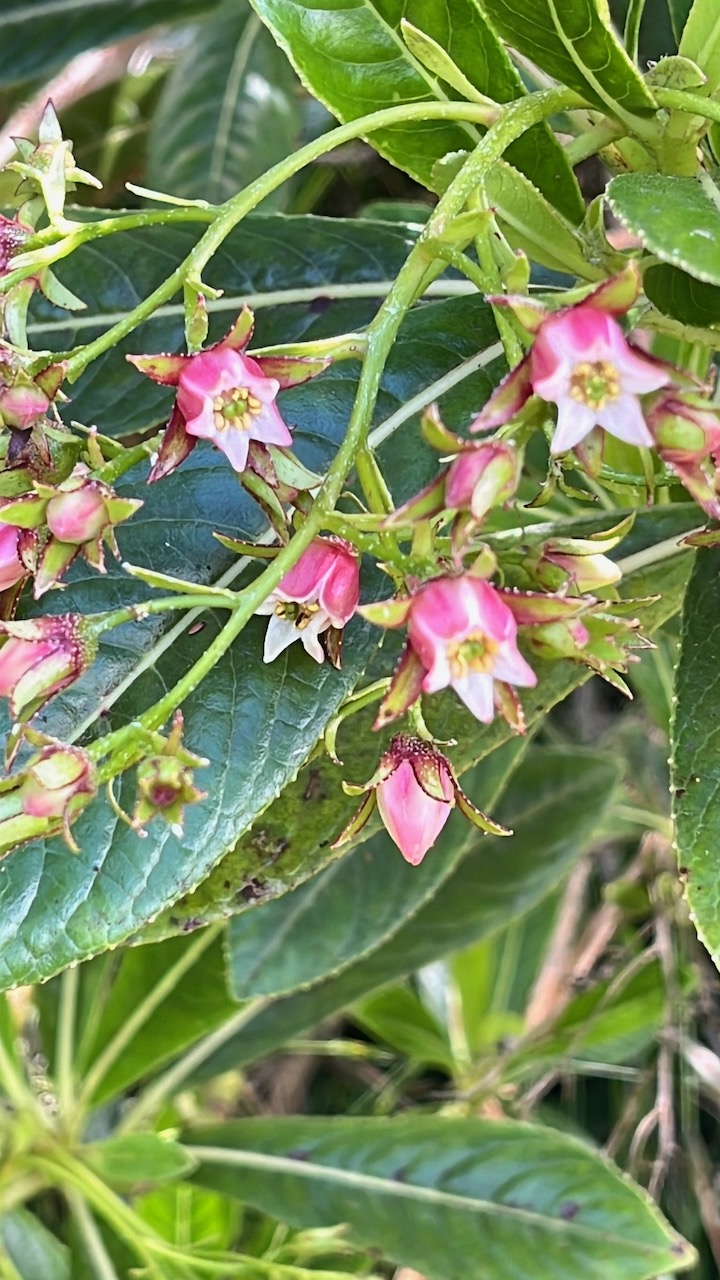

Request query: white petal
[
  {"left": 299, "top": 612, "right": 331, "bottom": 664},
  {"left": 263, "top": 614, "right": 300, "bottom": 663},
  {"left": 598, "top": 396, "right": 653, "bottom": 447},
  {"left": 452, "top": 673, "right": 495, "bottom": 722},
  {"left": 550, "top": 402, "right": 597, "bottom": 454}
]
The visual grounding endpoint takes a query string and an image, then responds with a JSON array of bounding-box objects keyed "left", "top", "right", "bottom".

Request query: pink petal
[
  {"left": 550, "top": 401, "right": 597, "bottom": 454},
  {"left": 598, "top": 395, "right": 653, "bottom": 447},
  {"left": 451, "top": 672, "right": 495, "bottom": 722},
  {"left": 492, "top": 642, "right": 537, "bottom": 687},
  {"left": 377, "top": 760, "right": 452, "bottom": 865}
]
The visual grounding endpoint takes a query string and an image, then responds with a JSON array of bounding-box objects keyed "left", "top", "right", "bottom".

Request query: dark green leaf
[
  {"left": 607, "top": 174, "right": 720, "bottom": 285},
  {"left": 186, "top": 1116, "right": 693, "bottom": 1279},
  {"left": 225, "top": 737, "right": 525, "bottom": 1000},
  {"left": 672, "top": 546, "right": 720, "bottom": 966},
  {"left": 248, "top": 0, "right": 583, "bottom": 220},
  {"left": 0, "top": 0, "right": 219, "bottom": 87},
  {"left": 0, "top": 1210, "right": 69, "bottom": 1280},
  {"left": 479, "top": 0, "right": 657, "bottom": 117},
  {"left": 643, "top": 262, "right": 720, "bottom": 325},
  {"left": 147, "top": 1, "right": 301, "bottom": 206},
  {"left": 83, "top": 1134, "right": 198, "bottom": 1187}
]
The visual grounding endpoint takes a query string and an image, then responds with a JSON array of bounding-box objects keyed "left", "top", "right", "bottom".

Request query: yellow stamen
[
  {"left": 568, "top": 360, "right": 620, "bottom": 411},
  {"left": 448, "top": 630, "right": 499, "bottom": 679}
]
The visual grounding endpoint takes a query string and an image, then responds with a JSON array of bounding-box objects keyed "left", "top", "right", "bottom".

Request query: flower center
[
  {"left": 212, "top": 387, "right": 263, "bottom": 432},
  {"left": 448, "top": 630, "right": 499, "bottom": 678},
  {"left": 274, "top": 601, "right": 321, "bottom": 631},
  {"left": 568, "top": 360, "right": 620, "bottom": 410}
]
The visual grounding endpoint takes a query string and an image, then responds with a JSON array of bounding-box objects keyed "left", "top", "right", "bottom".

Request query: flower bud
[
  {"left": 0, "top": 615, "right": 91, "bottom": 720},
  {"left": 46, "top": 485, "right": 108, "bottom": 544},
  {"left": 445, "top": 441, "right": 520, "bottom": 521},
  {"left": 21, "top": 744, "right": 95, "bottom": 821},
  {"left": 0, "top": 521, "right": 25, "bottom": 592},
  {"left": 0, "top": 382, "right": 50, "bottom": 430}
]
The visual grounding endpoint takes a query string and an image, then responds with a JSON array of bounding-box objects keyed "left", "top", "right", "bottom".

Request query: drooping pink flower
[
  {"left": 255, "top": 536, "right": 360, "bottom": 665},
  {"left": 0, "top": 615, "right": 89, "bottom": 719},
  {"left": 406, "top": 575, "right": 537, "bottom": 724},
  {"left": 333, "top": 734, "right": 510, "bottom": 864},
  {"left": 0, "top": 520, "right": 25, "bottom": 592},
  {"left": 471, "top": 267, "right": 672, "bottom": 455},
  {"left": 128, "top": 306, "right": 330, "bottom": 482}
]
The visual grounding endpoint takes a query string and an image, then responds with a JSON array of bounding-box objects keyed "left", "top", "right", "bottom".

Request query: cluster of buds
[
  {"left": 0, "top": 464, "right": 142, "bottom": 597},
  {"left": 333, "top": 734, "right": 510, "bottom": 865}
]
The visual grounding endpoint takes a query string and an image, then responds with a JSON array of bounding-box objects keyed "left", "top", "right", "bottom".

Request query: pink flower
[
  {"left": 255, "top": 537, "right": 360, "bottom": 665},
  {"left": 0, "top": 615, "right": 89, "bottom": 719},
  {"left": 0, "top": 521, "right": 25, "bottom": 592},
  {"left": 471, "top": 268, "right": 671, "bottom": 455},
  {"left": 128, "top": 306, "right": 330, "bottom": 482},
  {"left": 333, "top": 734, "right": 510, "bottom": 864},
  {"left": 648, "top": 392, "right": 720, "bottom": 518},
  {"left": 409, "top": 576, "right": 536, "bottom": 723}
]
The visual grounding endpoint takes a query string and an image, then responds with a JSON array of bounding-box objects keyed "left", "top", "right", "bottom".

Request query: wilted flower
[
  {"left": 471, "top": 267, "right": 672, "bottom": 455},
  {"left": 362, "top": 574, "right": 536, "bottom": 727},
  {"left": 333, "top": 733, "right": 510, "bottom": 864},
  {"left": 132, "top": 711, "right": 208, "bottom": 836},
  {"left": 0, "top": 465, "right": 142, "bottom": 596},
  {"left": 0, "top": 615, "right": 91, "bottom": 719},
  {"left": 256, "top": 536, "right": 360, "bottom": 666},
  {"left": 128, "top": 306, "right": 329, "bottom": 482}
]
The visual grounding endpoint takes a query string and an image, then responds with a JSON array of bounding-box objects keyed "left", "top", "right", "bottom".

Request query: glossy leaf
[
  {"left": 679, "top": 0, "right": 720, "bottom": 91},
  {"left": 147, "top": 0, "right": 301, "bottom": 206},
  {"left": 248, "top": 0, "right": 583, "bottom": 219},
  {"left": 187, "top": 1116, "right": 693, "bottom": 1279},
  {"left": 668, "top": 0, "right": 695, "bottom": 42},
  {"left": 479, "top": 0, "right": 657, "bottom": 117},
  {"left": 0, "top": 1210, "right": 69, "bottom": 1280},
  {"left": 607, "top": 173, "right": 720, "bottom": 285},
  {"left": 83, "top": 1134, "right": 198, "bottom": 1187},
  {"left": 643, "top": 262, "right": 720, "bottom": 326},
  {"left": 0, "top": 0, "right": 219, "bottom": 87},
  {"left": 672, "top": 546, "right": 720, "bottom": 968},
  {"left": 225, "top": 738, "right": 525, "bottom": 1000}
]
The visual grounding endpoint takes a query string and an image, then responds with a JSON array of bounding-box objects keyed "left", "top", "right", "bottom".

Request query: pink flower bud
[
  {"left": 0, "top": 383, "right": 50, "bottom": 429},
  {"left": 0, "top": 521, "right": 25, "bottom": 592},
  {"left": 0, "top": 615, "right": 89, "bottom": 719},
  {"left": 256, "top": 537, "right": 360, "bottom": 665},
  {"left": 0, "top": 214, "right": 31, "bottom": 274},
  {"left": 648, "top": 393, "right": 720, "bottom": 518},
  {"left": 46, "top": 485, "right": 108, "bottom": 544},
  {"left": 445, "top": 442, "right": 520, "bottom": 520},
  {"left": 21, "top": 745, "right": 95, "bottom": 820},
  {"left": 542, "top": 549, "right": 621, "bottom": 593},
  {"left": 376, "top": 739, "right": 454, "bottom": 865}
]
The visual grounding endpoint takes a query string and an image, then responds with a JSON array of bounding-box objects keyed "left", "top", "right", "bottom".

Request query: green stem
[
  {"left": 118, "top": 998, "right": 267, "bottom": 1135},
  {"left": 654, "top": 87, "right": 720, "bottom": 126},
  {"left": 77, "top": 86, "right": 583, "bottom": 771},
  {"left": 563, "top": 119, "right": 626, "bottom": 164},
  {"left": 76, "top": 923, "right": 222, "bottom": 1109},
  {"left": 55, "top": 965, "right": 79, "bottom": 1125},
  {"left": 59, "top": 93, "right": 584, "bottom": 382},
  {"left": 68, "top": 1190, "right": 121, "bottom": 1280},
  {"left": 0, "top": 1035, "right": 44, "bottom": 1125},
  {"left": 623, "top": 0, "right": 646, "bottom": 62}
]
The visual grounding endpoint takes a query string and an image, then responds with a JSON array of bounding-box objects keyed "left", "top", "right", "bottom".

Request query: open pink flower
[
  {"left": 255, "top": 537, "right": 360, "bottom": 665},
  {"left": 128, "top": 306, "right": 330, "bottom": 482},
  {"left": 362, "top": 574, "right": 537, "bottom": 727},
  {"left": 333, "top": 734, "right": 510, "bottom": 864},
  {"left": 471, "top": 268, "right": 671, "bottom": 455}
]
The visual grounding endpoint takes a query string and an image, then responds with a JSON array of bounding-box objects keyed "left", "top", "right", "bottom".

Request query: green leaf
[
  {"left": 194, "top": 744, "right": 623, "bottom": 1077},
  {"left": 0, "top": 0, "right": 219, "bottom": 88},
  {"left": 672, "top": 545, "right": 720, "bottom": 967},
  {"left": 479, "top": 0, "right": 657, "bottom": 118},
  {"left": 643, "top": 262, "right": 720, "bottom": 325},
  {"left": 186, "top": 1116, "right": 694, "bottom": 1279},
  {"left": 147, "top": 1, "right": 301, "bottom": 206},
  {"left": 248, "top": 0, "right": 583, "bottom": 220},
  {"left": 0, "top": 1210, "right": 69, "bottom": 1280},
  {"left": 668, "top": 0, "right": 694, "bottom": 42},
  {"left": 83, "top": 1134, "right": 198, "bottom": 1187},
  {"left": 136, "top": 1184, "right": 238, "bottom": 1251},
  {"left": 679, "top": 0, "right": 720, "bottom": 91},
  {"left": 225, "top": 738, "right": 524, "bottom": 1001},
  {"left": 484, "top": 163, "right": 601, "bottom": 280},
  {"left": 607, "top": 173, "right": 720, "bottom": 285},
  {"left": 352, "top": 986, "right": 454, "bottom": 1068}
]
